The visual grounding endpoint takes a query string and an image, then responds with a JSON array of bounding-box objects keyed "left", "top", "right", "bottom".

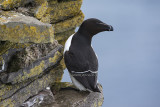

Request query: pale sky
[{"left": 62, "top": 0, "right": 160, "bottom": 107}]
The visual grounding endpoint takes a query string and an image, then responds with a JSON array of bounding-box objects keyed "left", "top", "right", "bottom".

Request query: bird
[{"left": 64, "top": 18, "right": 113, "bottom": 92}]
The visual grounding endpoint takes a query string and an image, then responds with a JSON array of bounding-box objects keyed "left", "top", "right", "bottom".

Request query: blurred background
[{"left": 62, "top": 0, "right": 160, "bottom": 107}]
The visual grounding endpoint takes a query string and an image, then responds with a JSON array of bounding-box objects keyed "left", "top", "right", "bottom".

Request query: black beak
[
  {"left": 99, "top": 23, "right": 114, "bottom": 31},
  {"left": 108, "top": 25, "right": 114, "bottom": 31}
]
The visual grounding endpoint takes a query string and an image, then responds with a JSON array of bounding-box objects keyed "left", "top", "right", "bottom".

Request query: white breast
[{"left": 63, "top": 34, "right": 74, "bottom": 54}]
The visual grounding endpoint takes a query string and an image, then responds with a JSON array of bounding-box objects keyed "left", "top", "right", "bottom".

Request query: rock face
[
  {"left": 0, "top": 10, "right": 54, "bottom": 43},
  {"left": 0, "top": 0, "right": 104, "bottom": 107}
]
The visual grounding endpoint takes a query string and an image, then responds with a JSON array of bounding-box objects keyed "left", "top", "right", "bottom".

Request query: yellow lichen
[
  {"left": 0, "top": 23, "right": 54, "bottom": 43},
  {"left": 98, "top": 100, "right": 103, "bottom": 106},
  {"left": 59, "top": 58, "right": 66, "bottom": 70},
  {"left": 49, "top": 51, "right": 62, "bottom": 63},
  {"left": 1, "top": 0, "right": 22, "bottom": 10},
  {"left": 54, "top": 28, "right": 75, "bottom": 46},
  {"left": 0, "top": 17, "right": 8, "bottom": 23},
  {"left": 40, "top": 13, "right": 51, "bottom": 23},
  {"left": 16, "top": 61, "right": 45, "bottom": 83},
  {"left": 0, "top": 98, "right": 14, "bottom": 107},
  {"left": 0, "top": 41, "right": 15, "bottom": 56},
  {"left": 0, "top": 11, "right": 54, "bottom": 43},
  {"left": 94, "top": 101, "right": 97, "bottom": 107},
  {"left": 53, "top": 11, "right": 84, "bottom": 33},
  {"left": 35, "top": 1, "right": 48, "bottom": 19},
  {"left": 46, "top": 0, "right": 82, "bottom": 23}
]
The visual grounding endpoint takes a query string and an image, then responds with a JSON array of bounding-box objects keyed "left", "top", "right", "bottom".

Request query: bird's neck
[{"left": 76, "top": 32, "right": 92, "bottom": 46}]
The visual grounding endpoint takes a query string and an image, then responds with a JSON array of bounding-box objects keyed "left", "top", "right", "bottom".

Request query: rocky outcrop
[
  {"left": 0, "top": 0, "right": 104, "bottom": 107},
  {"left": 0, "top": 10, "right": 54, "bottom": 43},
  {"left": 22, "top": 83, "right": 104, "bottom": 107}
]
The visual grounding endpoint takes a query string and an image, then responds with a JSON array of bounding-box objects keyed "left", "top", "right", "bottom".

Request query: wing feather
[{"left": 64, "top": 51, "right": 100, "bottom": 92}]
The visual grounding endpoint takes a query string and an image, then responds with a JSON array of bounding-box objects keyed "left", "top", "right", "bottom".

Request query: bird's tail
[{"left": 92, "top": 85, "right": 101, "bottom": 93}]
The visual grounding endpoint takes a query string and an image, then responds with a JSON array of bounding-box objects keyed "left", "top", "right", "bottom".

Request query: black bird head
[{"left": 78, "top": 18, "right": 113, "bottom": 37}]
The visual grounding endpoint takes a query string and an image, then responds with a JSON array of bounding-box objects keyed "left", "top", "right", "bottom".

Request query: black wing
[{"left": 64, "top": 50, "right": 100, "bottom": 92}]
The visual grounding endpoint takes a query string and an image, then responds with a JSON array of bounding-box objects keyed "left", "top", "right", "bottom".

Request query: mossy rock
[
  {"left": 0, "top": 10, "right": 54, "bottom": 43},
  {"left": 49, "top": 83, "right": 104, "bottom": 107},
  {"left": 55, "top": 28, "right": 75, "bottom": 45},
  {"left": 45, "top": 0, "right": 82, "bottom": 23},
  {"left": 53, "top": 11, "right": 84, "bottom": 34},
  {"left": 0, "top": 41, "right": 31, "bottom": 73},
  {"left": 0, "top": 65, "right": 64, "bottom": 107},
  {"left": 0, "top": 42, "right": 63, "bottom": 84},
  {"left": 0, "top": 0, "right": 46, "bottom": 10}
]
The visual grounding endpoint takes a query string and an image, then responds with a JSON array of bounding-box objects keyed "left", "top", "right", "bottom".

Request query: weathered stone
[
  {"left": 0, "top": 11, "right": 54, "bottom": 43},
  {"left": 0, "top": 41, "right": 31, "bottom": 72},
  {"left": 15, "top": 0, "right": 48, "bottom": 19},
  {"left": 0, "top": 0, "right": 46, "bottom": 10},
  {"left": 7, "top": 41, "right": 59, "bottom": 72},
  {"left": 51, "top": 82, "right": 76, "bottom": 94},
  {"left": 22, "top": 88, "right": 55, "bottom": 107},
  {"left": 50, "top": 83, "right": 104, "bottom": 107},
  {"left": 46, "top": 0, "right": 82, "bottom": 23},
  {"left": 0, "top": 42, "right": 63, "bottom": 84},
  {"left": 53, "top": 11, "right": 84, "bottom": 34},
  {"left": 0, "top": 0, "right": 22, "bottom": 10},
  {"left": 0, "top": 79, "right": 33, "bottom": 101},
  {"left": 0, "top": 0, "right": 100, "bottom": 107},
  {"left": 59, "top": 58, "right": 66, "bottom": 70},
  {"left": 34, "top": 0, "right": 48, "bottom": 19},
  {"left": 55, "top": 28, "right": 75, "bottom": 45},
  {"left": 0, "top": 64, "right": 64, "bottom": 107},
  {"left": 40, "top": 13, "right": 50, "bottom": 23}
]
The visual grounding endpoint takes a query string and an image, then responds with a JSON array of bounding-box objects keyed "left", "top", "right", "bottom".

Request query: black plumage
[{"left": 64, "top": 18, "right": 113, "bottom": 92}]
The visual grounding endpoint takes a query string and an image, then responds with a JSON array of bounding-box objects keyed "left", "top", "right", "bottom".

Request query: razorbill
[{"left": 64, "top": 18, "right": 113, "bottom": 92}]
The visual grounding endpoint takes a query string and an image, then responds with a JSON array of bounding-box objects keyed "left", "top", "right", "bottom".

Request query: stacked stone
[{"left": 0, "top": 0, "right": 84, "bottom": 106}]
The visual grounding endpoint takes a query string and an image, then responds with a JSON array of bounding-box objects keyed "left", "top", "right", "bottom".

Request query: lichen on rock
[
  {"left": 0, "top": 0, "right": 104, "bottom": 106},
  {"left": 0, "top": 10, "right": 54, "bottom": 43},
  {"left": 50, "top": 83, "right": 104, "bottom": 107},
  {"left": 0, "top": 65, "right": 64, "bottom": 107},
  {"left": 46, "top": 0, "right": 83, "bottom": 23},
  {"left": 0, "top": 43, "right": 63, "bottom": 84},
  {"left": 53, "top": 11, "right": 84, "bottom": 34}
]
